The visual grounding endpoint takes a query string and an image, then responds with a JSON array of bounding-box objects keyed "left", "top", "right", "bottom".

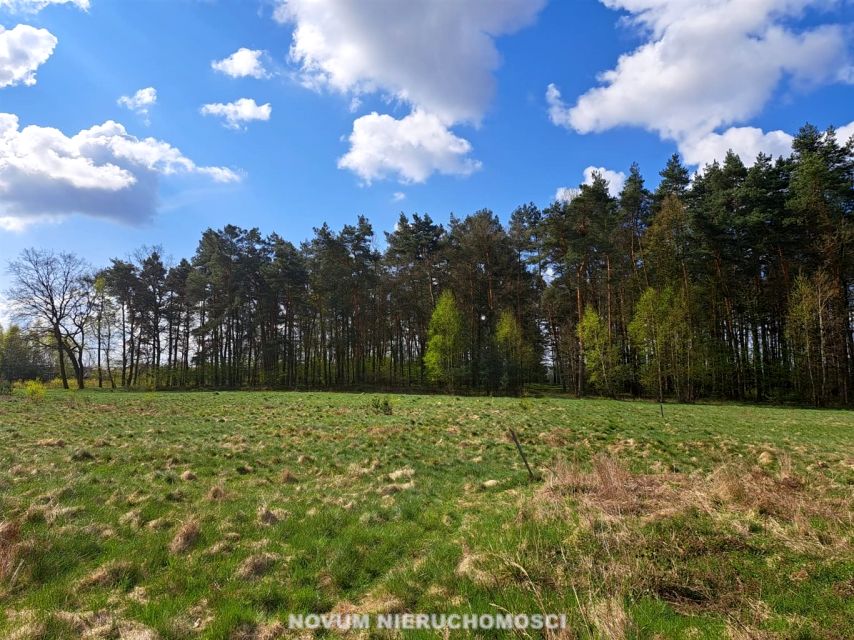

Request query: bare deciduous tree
[{"left": 7, "top": 249, "right": 92, "bottom": 389}]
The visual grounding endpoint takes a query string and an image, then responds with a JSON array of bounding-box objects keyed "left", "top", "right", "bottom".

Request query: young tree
[
  {"left": 577, "top": 306, "right": 620, "bottom": 397},
  {"left": 786, "top": 270, "right": 838, "bottom": 406},
  {"left": 495, "top": 309, "right": 532, "bottom": 394},
  {"left": 424, "top": 291, "right": 463, "bottom": 390}
]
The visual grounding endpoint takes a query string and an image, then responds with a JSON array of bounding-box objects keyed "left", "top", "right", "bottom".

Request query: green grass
[{"left": 0, "top": 390, "right": 851, "bottom": 639}]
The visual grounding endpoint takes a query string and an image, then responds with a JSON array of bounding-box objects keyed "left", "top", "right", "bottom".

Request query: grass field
[{"left": 0, "top": 390, "right": 851, "bottom": 639}]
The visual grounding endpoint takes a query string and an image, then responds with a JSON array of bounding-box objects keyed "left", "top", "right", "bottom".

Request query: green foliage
[
  {"left": 24, "top": 379, "right": 46, "bottom": 402},
  {"left": 424, "top": 291, "right": 464, "bottom": 390},
  {"left": 629, "top": 287, "right": 694, "bottom": 402},
  {"left": 577, "top": 306, "right": 622, "bottom": 396},
  {"left": 0, "top": 377, "right": 11, "bottom": 396},
  {"left": 369, "top": 395, "right": 393, "bottom": 415},
  {"left": 785, "top": 271, "right": 838, "bottom": 405},
  {"left": 495, "top": 310, "right": 534, "bottom": 393}
]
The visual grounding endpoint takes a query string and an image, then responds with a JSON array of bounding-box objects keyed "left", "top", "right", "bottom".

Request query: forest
[{"left": 3, "top": 124, "right": 852, "bottom": 405}]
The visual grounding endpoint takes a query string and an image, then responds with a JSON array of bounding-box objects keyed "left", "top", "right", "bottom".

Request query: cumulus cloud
[
  {"left": 680, "top": 126, "right": 795, "bottom": 168},
  {"left": 200, "top": 98, "right": 271, "bottom": 130},
  {"left": 211, "top": 48, "right": 270, "bottom": 79},
  {"left": 275, "top": 0, "right": 546, "bottom": 182},
  {"left": 117, "top": 87, "right": 157, "bottom": 123},
  {"left": 275, "top": 0, "right": 545, "bottom": 124},
  {"left": 554, "top": 187, "right": 579, "bottom": 204},
  {"left": 0, "top": 0, "right": 88, "bottom": 11},
  {"left": 583, "top": 166, "right": 625, "bottom": 196},
  {"left": 0, "top": 24, "right": 57, "bottom": 88},
  {"left": 338, "top": 110, "right": 481, "bottom": 185},
  {"left": 0, "top": 113, "right": 241, "bottom": 229},
  {"left": 545, "top": 83, "right": 572, "bottom": 129},
  {"left": 554, "top": 166, "right": 626, "bottom": 203},
  {"left": 837, "top": 121, "right": 854, "bottom": 143},
  {"left": 681, "top": 118, "right": 854, "bottom": 169},
  {"left": 548, "top": 0, "right": 852, "bottom": 165}
]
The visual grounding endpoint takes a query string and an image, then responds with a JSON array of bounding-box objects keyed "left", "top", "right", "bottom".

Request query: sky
[{"left": 0, "top": 0, "right": 852, "bottom": 314}]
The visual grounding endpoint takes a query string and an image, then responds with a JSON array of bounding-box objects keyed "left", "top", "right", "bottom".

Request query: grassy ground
[{"left": 0, "top": 390, "right": 851, "bottom": 639}]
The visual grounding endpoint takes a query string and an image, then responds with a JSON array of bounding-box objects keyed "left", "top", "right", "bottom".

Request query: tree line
[{"left": 4, "top": 124, "right": 852, "bottom": 405}]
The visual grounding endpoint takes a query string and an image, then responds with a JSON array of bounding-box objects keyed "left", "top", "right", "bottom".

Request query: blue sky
[{"left": 0, "top": 0, "right": 852, "bottom": 299}]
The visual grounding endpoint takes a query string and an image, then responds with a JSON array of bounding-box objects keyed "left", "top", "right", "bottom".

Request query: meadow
[{"left": 0, "top": 390, "right": 851, "bottom": 639}]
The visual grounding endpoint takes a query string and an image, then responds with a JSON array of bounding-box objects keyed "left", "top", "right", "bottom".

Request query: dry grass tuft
[
  {"left": 356, "top": 590, "right": 405, "bottom": 614},
  {"left": 70, "top": 449, "right": 95, "bottom": 462},
  {"left": 387, "top": 467, "right": 414, "bottom": 482},
  {"left": 180, "top": 470, "right": 197, "bottom": 481},
  {"left": 588, "top": 596, "right": 631, "bottom": 640},
  {"left": 146, "top": 517, "right": 172, "bottom": 531},
  {"left": 255, "top": 621, "right": 287, "bottom": 640},
  {"left": 536, "top": 454, "right": 655, "bottom": 518},
  {"left": 725, "top": 622, "right": 775, "bottom": 640},
  {"left": 378, "top": 480, "right": 414, "bottom": 496},
  {"left": 280, "top": 468, "right": 299, "bottom": 483},
  {"left": 537, "top": 454, "right": 838, "bottom": 529},
  {"left": 235, "top": 552, "right": 279, "bottom": 580},
  {"left": 174, "top": 599, "right": 214, "bottom": 634},
  {"left": 169, "top": 519, "right": 200, "bottom": 554},
  {"left": 227, "top": 621, "right": 288, "bottom": 640},
  {"left": 78, "top": 560, "right": 134, "bottom": 589},
  {"left": 206, "top": 484, "right": 227, "bottom": 501},
  {"left": 11, "top": 610, "right": 161, "bottom": 640},
  {"left": 119, "top": 509, "right": 141, "bottom": 529},
  {"left": 0, "top": 520, "right": 23, "bottom": 587},
  {"left": 35, "top": 438, "right": 65, "bottom": 447},
  {"left": 455, "top": 544, "right": 494, "bottom": 587},
  {"left": 256, "top": 504, "right": 285, "bottom": 526},
  {"left": 6, "top": 620, "right": 46, "bottom": 640}
]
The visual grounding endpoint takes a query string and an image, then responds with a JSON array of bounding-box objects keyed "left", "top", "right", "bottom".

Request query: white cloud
[
  {"left": 211, "top": 48, "right": 270, "bottom": 79},
  {"left": 275, "top": 0, "right": 545, "bottom": 182},
  {"left": 275, "top": 0, "right": 546, "bottom": 125},
  {"left": 837, "top": 120, "right": 854, "bottom": 143},
  {"left": 549, "top": 0, "right": 852, "bottom": 164},
  {"left": 117, "top": 87, "right": 157, "bottom": 123},
  {"left": 680, "top": 126, "right": 795, "bottom": 168},
  {"left": 0, "top": 24, "right": 57, "bottom": 88},
  {"left": 392, "top": 191, "right": 405, "bottom": 202},
  {"left": 0, "top": 113, "right": 241, "bottom": 229},
  {"left": 0, "top": 0, "right": 88, "bottom": 11},
  {"left": 554, "top": 187, "right": 579, "bottom": 204},
  {"left": 554, "top": 166, "right": 626, "bottom": 203},
  {"left": 583, "top": 166, "right": 625, "bottom": 196},
  {"left": 338, "top": 110, "right": 481, "bottom": 184},
  {"left": 200, "top": 98, "right": 271, "bottom": 130},
  {"left": 545, "top": 83, "right": 572, "bottom": 129}
]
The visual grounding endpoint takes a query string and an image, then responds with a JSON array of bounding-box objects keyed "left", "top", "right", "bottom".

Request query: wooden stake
[{"left": 508, "top": 428, "right": 537, "bottom": 481}]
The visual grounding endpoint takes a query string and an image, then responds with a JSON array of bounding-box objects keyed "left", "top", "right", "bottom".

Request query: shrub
[
  {"left": 369, "top": 396, "right": 393, "bottom": 416},
  {"left": 0, "top": 378, "right": 11, "bottom": 396},
  {"left": 45, "top": 378, "right": 66, "bottom": 390},
  {"left": 24, "top": 380, "right": 46, "bottom": 402}
]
